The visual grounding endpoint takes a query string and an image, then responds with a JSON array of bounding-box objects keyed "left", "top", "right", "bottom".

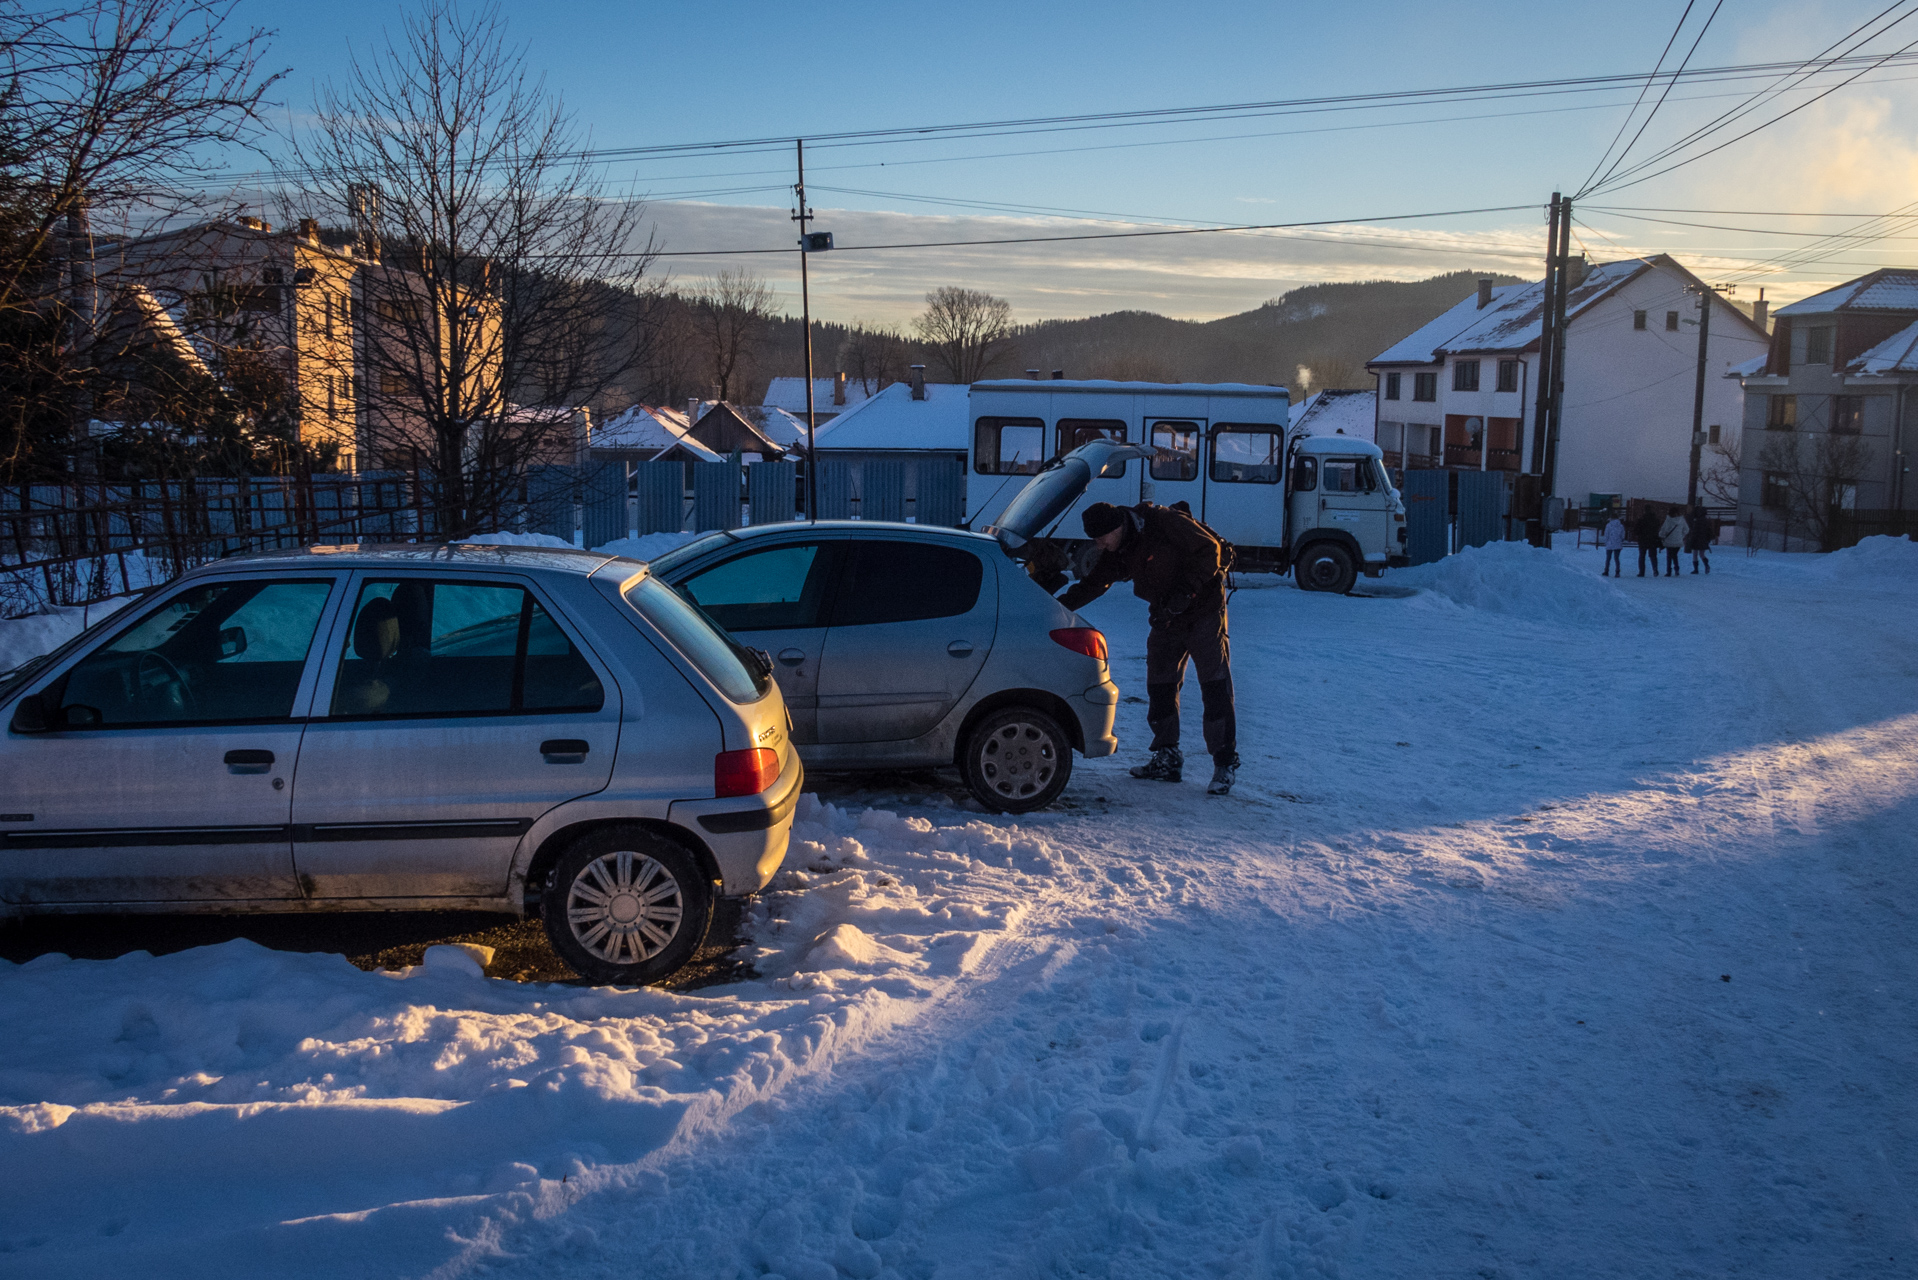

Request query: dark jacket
[
  {"left": 1633, "top": 510, "right": 1662, "bottom": 546},
  {"left": 1059, "top": 503, "right": 1226, "bottom": 616},
  {"left": 1687, "top": 506, "right": 1716, "bottom": 551}
]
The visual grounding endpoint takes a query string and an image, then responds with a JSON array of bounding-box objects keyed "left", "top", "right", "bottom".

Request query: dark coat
[
  {"left": 1687, "top": 507, "right": 1716, "bottom": 552},
  {"left": 1633, "top": 510, "right": 1663, "bottom": 546},
  {"left": 1059, "top": 503, "right": 1226, "bottom": 615}
]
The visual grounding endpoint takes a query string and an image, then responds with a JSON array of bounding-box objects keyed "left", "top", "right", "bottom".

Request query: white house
[{"left": 1368, "top": 256, "right": 1769, "bottom": 507}]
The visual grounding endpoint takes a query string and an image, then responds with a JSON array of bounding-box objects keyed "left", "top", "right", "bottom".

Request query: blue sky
[{"left": 239, "top": 0, "right": 1918, "bottom": 320}]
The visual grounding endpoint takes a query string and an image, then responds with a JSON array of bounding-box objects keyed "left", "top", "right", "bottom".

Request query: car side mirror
[
  {"left": 219, "top": 626, "right": 248, "bottom": 659},
  {"left": 9, "top": 692, "right": 49, "bottom": 734}
]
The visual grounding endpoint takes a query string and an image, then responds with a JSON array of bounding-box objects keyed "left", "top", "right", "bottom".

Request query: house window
[
  {"left": 1413, "top": 372, "right": 1437, "bottom": 402},
  {"left": 972, "top": 417, "right": 1044, "bottom": 475},
  {"left": 1666, "top": 310, "right": 1679, "bottom": 331},
  {"left": 1453, "top": 360, "right": 1480, "bottom": 392},
  {"left": 324, "top": 294, "right": 334, "bottom": 339},
  {"left": 380, "top": 371, "right": 407, "bottom": 396},
  {"left": 1762, "top": 471, "right": 1790, "bottom": 511},
  {"left": 1384, "top": 372, "right": 1401, "bottom": 401},
  {"left": 1497, "top": 359, "right": 1519, "bottom": 393},
  {"left": 327, "top": 377, "right": 336, "bottom": 417},
  {"left": 1806, "top": 326, "right": 1833, "bottom": 364},
  {"left": 1766, "top": 395, "right": 1796, "bottom": 430},
  {"left": 1633, "top": 310, "right": 1647, "bottom": 330},
  {"left": 1832, "top": 395, "right": 1864, "bottom": 434},
  {"left": 376, "top": 297, "right": 424, "bottom": 324},
  {"left": 1707, "top": 424, "right": 1721, "bottom": 444}
]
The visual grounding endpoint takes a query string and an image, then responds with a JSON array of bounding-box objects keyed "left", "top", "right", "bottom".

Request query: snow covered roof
[
  {"left": 1728, "top": 352, "right": 1770, "bottom": 378},
  {"left": 973, "top": 378, "right": 1281, "bottom": 394},
  {"left": 1371, "top": 260, "right": 1655, "bottom": 364},
  {"left": 812, "top": 381, "right": 971, "bottom": 452},
  {"left": 743, "top": 406, "right": 812, "bottom": 449},
  {"left": 593, "top": 405, "right": 695, "bottom": 454},
  {"left": 763, "top": 376, "right": 876, "bottom": 415},
  {"left": 1775, "top": 269, "right": 1918, "bottom": 317},
  {"left": 1848, "top": 319, "right": 1918, "bottom": 374},
  {"left": 1290, "top": 388, "right": 1376, "bottom": 441}
]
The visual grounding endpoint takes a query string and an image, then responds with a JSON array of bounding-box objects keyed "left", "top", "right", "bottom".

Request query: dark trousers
[
  {"left": 1664, "top": 546, "right": 1681, "bottom": 574},
  {"left": 1144, "top": 598, "right": 1236, "bottom": 763},
  {"left": 1692, "top": 547, "right": 1711, "bottom": 573},
  {"left": 1603, "top": 549, "right": 1622, "bottom": 575},
  {"left": 1638, "top": 543, "right": 1661, "bottom": 576}
]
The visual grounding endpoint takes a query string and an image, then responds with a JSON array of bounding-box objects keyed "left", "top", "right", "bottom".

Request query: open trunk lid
[{"left": 982, "top": 440, "right": 1153, "bottom": 552}]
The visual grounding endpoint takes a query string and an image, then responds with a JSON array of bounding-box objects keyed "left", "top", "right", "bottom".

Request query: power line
[
  {"left": 1583, "top": 0, "right": 1726, "bottom": 195},
  {"left": 1581, "top": 0, "right": 1700, "bottom": 194}
]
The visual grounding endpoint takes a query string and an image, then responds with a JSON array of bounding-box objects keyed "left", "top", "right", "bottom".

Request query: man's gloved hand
[{"left": 1152, "top": 592, "right": 1194, "bottom": 626}]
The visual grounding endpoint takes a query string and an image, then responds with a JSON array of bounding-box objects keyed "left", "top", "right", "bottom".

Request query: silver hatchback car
[
  {"left": 648, "top": 519, "right": 1120, "bottom": 812},
  {"left": 0, "top": 544, "right": 800, "bottom": 985}
]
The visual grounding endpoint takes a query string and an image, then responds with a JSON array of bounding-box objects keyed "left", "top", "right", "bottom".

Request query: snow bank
[
  {"left": 0, "top": 597, "right": 137, "bottom": 674},
  {"left": 0, "top": 795, "right": 1068, "bottom": 1277},
  {"left": 464, "top": 531, "right": 577, "bottom": 549},
  {"left": 1397, "top": 540, "right": 1658, "bottom": 625},
  {"left": 593, "top": 531, "right": 703, "bottom": 561},
  {"left": 1806, "top": 533, "right": 1918, "bottom": 581}
]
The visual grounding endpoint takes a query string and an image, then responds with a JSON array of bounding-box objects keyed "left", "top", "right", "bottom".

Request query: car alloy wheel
[
  {"left": 567, "top": 849, "right": 683, "bottom": 964},
  {"left": 964, "top": 706, "right": 1073, "bottom": 814},
  {"left": 541, "top": 827, "right": 713, "bottom": 985}
]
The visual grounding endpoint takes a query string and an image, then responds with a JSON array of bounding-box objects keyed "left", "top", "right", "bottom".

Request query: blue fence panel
[
  {"left": 580, "top": 461, "right": 629, "bottom": 549},
  {"left": 862, "top": 459, "right": 906, "bottom": 522},
  {"left": 1456, "top": 471, "right": 1504, "bottom": 551},
  {"left": 524, "top": 465, "right": 577, "bottom": 542},
  {"left": 915, "top": 456, "right": 964, "bottom": 527},
  {"left": 747, "top": 461, "right": 796, "bottom": 525},
  {"left": 633, "top": 461, "right": 682, "bottom": 534},
  {"left": 691, "top": 462, "right": 739, "bottom": 531},
  {"left": 816, "top": 458, "right": 854, "bottom": 520},
  {"left": 1402, "top": 469, "right": 1449, "bottom": 566}
]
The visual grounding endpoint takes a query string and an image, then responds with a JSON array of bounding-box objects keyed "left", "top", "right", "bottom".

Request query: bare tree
[
  {"left": 1699, "top": 428, "right": 1742, "bottom": 508},
  {"left": 835, "top": 321, "right": 910, "bottom": 394},
  {"left": 685, "top": 268, "right": 772, "bottom": 404},
  {"left": 913, "top": 285, "right": 1014, "bottom": 383},
  {"left": 0, "top": 0, "right": 284, "bottom": 482},
  {"left": 288, "top": 0, "right": 653, "bottom": 536},
  {"left": 1755, "top": 430, "right": 1871, "bottom": 550}
]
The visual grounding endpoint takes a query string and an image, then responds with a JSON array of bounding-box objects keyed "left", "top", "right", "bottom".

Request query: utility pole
[
  {"left": 1541, "top": 194, "right": 1572, "bottom": 503},
  {"left": 1528, "top": 194, "right": 1560, "bottom": 485},
  {"left": 1526, "top": 194, "right": 1572, "bottom": 544},
  {"left": 1685, "top": 282, "right": 1714, "bottom": 507},
  {"left": 792, "top": 141, "right": 832, "bottom": 523}
]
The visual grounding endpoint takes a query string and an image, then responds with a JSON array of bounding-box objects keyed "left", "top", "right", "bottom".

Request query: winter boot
[
  {"left": 1206, "top": 755, "right": 1239, "bottom": 796},
  {"left": 1129, "top": 746, "right": 1183, "bottom": 782}
]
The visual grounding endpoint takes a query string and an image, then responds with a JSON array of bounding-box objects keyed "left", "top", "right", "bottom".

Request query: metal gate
[
  {"left": 915, "top": 456, "right": 964, "bottom": 527},
  {"left": 1456, "top": 471, "right": 1505, "bottom": 550},
  {"left": 1401, "top": 469, "right": 1449, "bottom": 566},
  {"left": 862, "top": 459, "right": 906, "bottom": 522}
]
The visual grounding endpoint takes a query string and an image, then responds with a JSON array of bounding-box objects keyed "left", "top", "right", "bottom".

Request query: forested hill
[{"left": 1008, "top": 270, "right": 1528, "bottom": 390}]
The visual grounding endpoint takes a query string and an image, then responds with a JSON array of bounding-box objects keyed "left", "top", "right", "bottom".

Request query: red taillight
[
  {"left": 1050, "top": 627, "right": 1108, "bottom": 663},
  {"left": 714, "top": 747, "right": 779, "bottom": 798}
]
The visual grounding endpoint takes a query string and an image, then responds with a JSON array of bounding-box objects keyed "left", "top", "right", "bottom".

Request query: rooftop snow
[
  {"left": 762, "top": 376, "right": 876, "bottom": 415},
  {"left": 1849, "top": 318, "right": 1918, "bottom": 374},
  {"left": 1775, "top": 269, "right": 1918, "bottom": 316},
  {"left": 1371, "top": 260, "right": 1654, "bottom": 364},
  {"left": 812, "top": 381, "right": 970, "bottom": 452},
  {"left": 1290, "top": 388, "right": 1376, "bottom": 441},
  {"left": 1727, "top": 352, "right": 1770, "bottom": 378}
]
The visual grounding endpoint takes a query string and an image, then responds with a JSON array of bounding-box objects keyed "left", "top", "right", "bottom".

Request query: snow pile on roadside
[
  {"left": 1398, "top": 540, "right": 1657, "bottom": 625},
  {"left": 464, "top": 531, "right": 577, "bottom": 549},
  {"left": 0, "top": 596, "right": 138, "bottom": 674},
  {"left": 0, "top": 797, "right": 1067, "bottom": 1277},
  {"left": 593, "top": 531, "right": 703, "bottom": 561},
  {"left": 1807, "top": 533, "right": 1918, "bottom": 581}
]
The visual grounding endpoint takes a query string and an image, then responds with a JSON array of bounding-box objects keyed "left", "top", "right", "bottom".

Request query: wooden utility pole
[
  {"left": 1686, "top": 283, "right": 1712, "bottom": 507},
  {"left": 1529, "top": 194, "right": 1561, "bottom": 481},
  {"left": 794, "top": 141, "right": 818, "bottom": 521}
]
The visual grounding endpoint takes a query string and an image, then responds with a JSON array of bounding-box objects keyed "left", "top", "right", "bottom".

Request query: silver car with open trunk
[{"left": 0, "top": 544, "right": 800, "bottom": 985}]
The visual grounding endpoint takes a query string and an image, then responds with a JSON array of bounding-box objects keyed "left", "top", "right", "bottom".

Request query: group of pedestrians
[{"left": 1600, "top": 503, "right": 1716, "bottom": 577}]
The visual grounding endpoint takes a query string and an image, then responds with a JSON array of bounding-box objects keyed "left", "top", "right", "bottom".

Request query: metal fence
[{"left": 3, "top": 454, "right": 970, "bottom": 616}]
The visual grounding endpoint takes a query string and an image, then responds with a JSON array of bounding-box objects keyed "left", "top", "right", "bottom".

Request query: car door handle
[
  {"left": 947, "top": 641, "right": 974, "bottom": 658},
  {"left": 224, "top": 749, "right": 275, "bottom": 774},
  {"left": 541, "top": 739, "right": 590, "bottom": 764},
  {"left": 776, "top": 648, "right": 807, "bottom": 667}
]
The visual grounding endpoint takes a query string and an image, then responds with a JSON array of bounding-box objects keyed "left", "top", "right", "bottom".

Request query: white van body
[{"left": 966, "top": 381, "right": 1406, "bottom": 588}]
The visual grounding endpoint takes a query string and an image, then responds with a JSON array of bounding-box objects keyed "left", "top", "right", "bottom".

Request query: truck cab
[{"left": 1285, "top": 435, "right": 1407, "bottom": 593}]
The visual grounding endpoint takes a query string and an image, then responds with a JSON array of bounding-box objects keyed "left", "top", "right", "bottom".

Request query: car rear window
[{"left": 623, "top": 575, "right": 768, "bottom": 704}]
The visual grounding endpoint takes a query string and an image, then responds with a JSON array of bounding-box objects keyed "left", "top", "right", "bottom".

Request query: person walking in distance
[
  {"left": 1659, "top": 504, "right": 1690, "bottom": 578},
  {"left": 1634, "top": 504, "right": 1663, "bottom": 577},
  {"left": 1601, "top": 513, "right": 1626, "bottom": 577},
  {"left": 1060, "top": 501, "right": 1239, "bottom": 795},
  {"left": 1688, "top": 502, "right": 1715, "bottom": 574}
]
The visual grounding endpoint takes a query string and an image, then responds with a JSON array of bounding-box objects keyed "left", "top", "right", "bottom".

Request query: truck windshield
[{"left": 622, "top": 575, "right": 770, "bottom": 704}]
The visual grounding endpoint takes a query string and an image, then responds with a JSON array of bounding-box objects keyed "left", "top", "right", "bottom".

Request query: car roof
[
  {"left": 665, "top": 521, "right": 1000, "bottom": 549},
  {"left": 200, "top": 542, "right": 618, "bottom": 576}
]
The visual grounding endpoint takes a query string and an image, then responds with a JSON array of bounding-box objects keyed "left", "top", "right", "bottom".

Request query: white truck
[{"left": 965, "top": 380, "right": 1407, "bottom": 593}]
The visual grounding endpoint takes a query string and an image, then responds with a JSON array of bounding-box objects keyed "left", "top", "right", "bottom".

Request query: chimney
[
  {"left": 1752, "top": 287, "right": 1769, "bottom": 334},
  {"left": 1566, "top": 255, "right": 1590, "bottom": 289},
  {"left": 1477, "top": 279, "right": 1493, "bottom": 309},
  {"left": 236, "top": 215, "right": 268, "bottom": 232},
  {"left": 1051, "top": 369, "right": 1065, "bottom": 380},
  {"left": 687, "top": 397, "right": 701, "bottom": 425},
  {"left": 833, "top": 371, "right": 846, "bottom": 406},
  {"left": 909, "top": 365, "right": 926, "bottom": 401},
  {"left": 299, "top": 218, "right": 320, "bottom": 243},
  {"left": 1025, "top": 368, "right": 1042, "bottom": 380}
]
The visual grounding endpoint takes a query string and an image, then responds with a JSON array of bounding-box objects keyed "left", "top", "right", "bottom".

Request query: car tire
[
  {"left": 962, "top": 706, "right": 1073, "bottom": 814},
  {"left": 540, "top": 827, "right": 714, "bottom": 985},
  {"left": 1295, "top": 542, "right": 1357, "bottom": 594}
]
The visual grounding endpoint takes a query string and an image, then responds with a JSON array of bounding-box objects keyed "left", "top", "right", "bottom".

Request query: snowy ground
[{"left": 3, "top": 539, "right": 1917, "bottom": 1278}]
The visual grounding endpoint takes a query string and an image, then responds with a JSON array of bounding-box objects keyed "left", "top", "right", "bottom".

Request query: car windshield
[
  {"left": 622, "top": 574, "right": 770, "bottom": 704},
  {"left": 645, "top": 531, "right": 738, "bottom": 577}
]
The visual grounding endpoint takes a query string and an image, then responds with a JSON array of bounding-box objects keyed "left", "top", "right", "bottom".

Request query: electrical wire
[
  {"left": 1582, "top": 0, "right": 1725, "bottom": 195},
  {"left": 1580, "top": 0, "right": 1700, "bottom": 195}
]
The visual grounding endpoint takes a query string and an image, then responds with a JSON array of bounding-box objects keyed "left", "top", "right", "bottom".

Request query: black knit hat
[{"left": 1081, "top": 502, "right": 1125, "bottom": 538}]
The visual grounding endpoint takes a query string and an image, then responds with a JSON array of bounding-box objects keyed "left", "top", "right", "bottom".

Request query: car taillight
[
  {"left": 1050, "top": 627, "right": 1108, "bottom": 662},
  {"left": 714, "top": 747, "right": 779, "bottom": 798}
]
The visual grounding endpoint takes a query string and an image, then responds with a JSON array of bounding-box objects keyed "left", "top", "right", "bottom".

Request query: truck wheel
[
  {"left": 541, "top": 826, "right": 713, "bottom": 985},
  {"left": 963, "top": 706, "right": 1073, "bottom": 814},
  {"left": 1295, "top": 543, "right": 1358, "bottom": 594}
]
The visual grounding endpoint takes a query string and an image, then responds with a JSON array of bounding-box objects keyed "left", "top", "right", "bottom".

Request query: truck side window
[
  {"left": 1291, "top": 456, "right": 1317, "bottom": 492},
  {"left": 973, "top": 417, "right": 1044, "bottom": 475},
  {"left": 1149, "top": 422, "right": 1199, "bottom": 481},
  {"left": 1210, "top": 428, "right": 1281, "bottom": 483},
  {"left": 1056, "top": 419, "right": 1127, "bottom": 456},
  {"left": 1322, "top": 461, "right": 1360, "bottom": 493}
]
